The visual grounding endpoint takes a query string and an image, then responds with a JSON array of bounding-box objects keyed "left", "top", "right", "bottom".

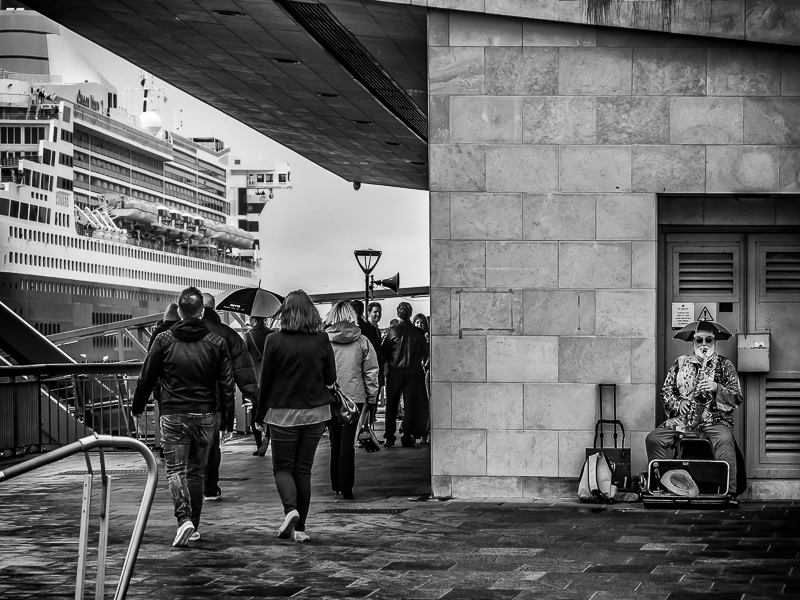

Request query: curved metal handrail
[{"left": 0, "top": 435, "right": 158, "bottom": 600}]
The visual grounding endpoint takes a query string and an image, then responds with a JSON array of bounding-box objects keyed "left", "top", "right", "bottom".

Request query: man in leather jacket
[
  {"left": 202, "top": 293, "right": 259, "bottom": 500},
  {"left": 380, "top": 302, "right": 428, "bottom": 447},
  {"left": 132, "top": 287, "right": 234, "bottom": 547}
]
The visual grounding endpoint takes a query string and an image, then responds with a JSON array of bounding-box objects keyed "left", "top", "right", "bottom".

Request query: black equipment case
[{"left": 642, "top": 459, "right": 732, "bottom": 508}]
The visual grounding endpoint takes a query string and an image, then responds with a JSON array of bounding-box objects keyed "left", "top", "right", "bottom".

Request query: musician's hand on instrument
[
  {"left": 698, "top": 379, "right": 718, "bottom": 394},
  {"left": 678, "top": 399, "right": 692, "bottom": 415}
]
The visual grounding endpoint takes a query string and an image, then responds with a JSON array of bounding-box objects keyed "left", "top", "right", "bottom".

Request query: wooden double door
[{"left": 664, "top": 233, "right": 800, "bottom": 479}]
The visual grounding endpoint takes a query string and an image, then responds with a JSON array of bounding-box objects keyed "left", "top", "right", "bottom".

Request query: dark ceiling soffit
[{"left": 275, "top": 0, "right": 428, "bottom": 144}]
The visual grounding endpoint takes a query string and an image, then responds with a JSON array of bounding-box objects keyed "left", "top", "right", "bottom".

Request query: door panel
[{"left": 747, "top": 236, "right": 800, "bottom": 477}]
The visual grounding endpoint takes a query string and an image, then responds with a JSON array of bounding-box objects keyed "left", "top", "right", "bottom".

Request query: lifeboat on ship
[
  {"left": 166, "top": 208, "right": 183, "bottom": 237},
  {"left": 109, "top": 198, "right": 157, "bottom": 226},
  {"left": 211, "top": 223, "right": 254, "bottom": 249},
  {"left": 186, "top": 214, "right": 204, "bottom": 240}
]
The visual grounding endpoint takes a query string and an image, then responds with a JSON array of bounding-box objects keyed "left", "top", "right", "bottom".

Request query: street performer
[{"left": 645, "top": 319, "right": 743, "bottom": 496}]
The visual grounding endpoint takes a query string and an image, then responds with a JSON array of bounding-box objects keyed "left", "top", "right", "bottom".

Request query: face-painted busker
[{"left": 645, "top": 320, "right": 743, "bottom": 496}]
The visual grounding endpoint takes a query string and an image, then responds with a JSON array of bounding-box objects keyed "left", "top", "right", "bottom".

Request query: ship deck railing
[{"left": 70, "top": 226, "right": 257, "bottom": 268}]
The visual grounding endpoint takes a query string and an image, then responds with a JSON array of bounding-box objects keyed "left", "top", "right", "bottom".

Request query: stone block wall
[{"left": 427, "top": 9, "right": 800, "bottom": 498}]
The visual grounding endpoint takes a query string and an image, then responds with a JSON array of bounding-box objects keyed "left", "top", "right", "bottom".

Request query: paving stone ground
[{"left": 1, "top": 429, "right": 799, "bottom": 600}]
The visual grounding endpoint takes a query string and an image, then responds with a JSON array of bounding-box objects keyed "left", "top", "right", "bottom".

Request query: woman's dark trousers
[
  {"left": 328, "top": 404, "right": 362, "bottom": 497},
  {"left": 269, "top": 421, "right": 326, "bottom": 532}
]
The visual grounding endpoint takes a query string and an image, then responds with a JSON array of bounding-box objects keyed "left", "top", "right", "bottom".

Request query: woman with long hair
[
  {"left": 324, "top": 301, "right": 379, "bottom": 499},
  {"left": 255, "top": 290, "right": 336, "bottom": 542}
]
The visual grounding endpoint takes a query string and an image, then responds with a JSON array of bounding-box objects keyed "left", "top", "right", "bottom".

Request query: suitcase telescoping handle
[{"left": 594, "top": 419, "right": 626, "bottom": 449}]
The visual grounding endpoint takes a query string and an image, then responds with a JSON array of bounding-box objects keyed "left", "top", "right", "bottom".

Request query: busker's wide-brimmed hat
[
  {"left": 673, "top": 319, "right": 733, "bottom": 342},
  {"left": 661, "top": 469, "right": 700, "bottom": 497}
]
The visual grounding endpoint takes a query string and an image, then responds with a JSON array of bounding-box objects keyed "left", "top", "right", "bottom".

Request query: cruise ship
[{"left": 0, "top": 9, "right": 291, "bottom": 361}]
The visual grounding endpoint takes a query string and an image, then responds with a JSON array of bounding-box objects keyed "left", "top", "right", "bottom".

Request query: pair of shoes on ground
[
  {"left": 204, "top": 490, "right": 222, "bottom": 501},
  {"left": 172, "top": 521, "right": 195, "bottom": 547}
]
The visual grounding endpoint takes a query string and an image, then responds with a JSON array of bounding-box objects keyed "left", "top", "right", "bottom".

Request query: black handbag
[{"left": 330, "top": 382, "right": 360, "bottom": 426}]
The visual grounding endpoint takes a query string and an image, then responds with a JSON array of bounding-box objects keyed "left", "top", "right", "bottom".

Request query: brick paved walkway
[{"left": 1, "top": 432, "right": 799, "bottom": 599}]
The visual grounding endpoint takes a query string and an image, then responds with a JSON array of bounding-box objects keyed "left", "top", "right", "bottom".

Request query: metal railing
[
  {"left": 0, "top": 363, "right": 158, "bottom": 456},
  {"left": 0, "top": 434, "right": 158, "bottom": 600}
]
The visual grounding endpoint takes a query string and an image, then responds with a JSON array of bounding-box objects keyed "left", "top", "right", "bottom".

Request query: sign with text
[{"left": 672, "top": 303, "right": 694, "bottom": 329}]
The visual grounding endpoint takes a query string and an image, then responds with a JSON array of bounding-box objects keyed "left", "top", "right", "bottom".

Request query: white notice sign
[{"left": 672, "top": 303, "right": 694, "bottom": 329}]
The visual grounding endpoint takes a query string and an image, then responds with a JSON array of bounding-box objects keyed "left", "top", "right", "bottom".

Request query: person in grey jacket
[{"left": 323, "top": 300, "right": 379, "bottom": 500}]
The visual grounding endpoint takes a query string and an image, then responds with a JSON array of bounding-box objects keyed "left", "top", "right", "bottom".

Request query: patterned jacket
[{"left": 660, "top": 352, "right": 743, "bottom": 431}]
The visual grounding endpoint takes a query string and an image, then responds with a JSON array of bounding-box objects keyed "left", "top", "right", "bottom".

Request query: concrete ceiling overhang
[{"left": 22, "top": 0, "right": 429, "bottom": 190}]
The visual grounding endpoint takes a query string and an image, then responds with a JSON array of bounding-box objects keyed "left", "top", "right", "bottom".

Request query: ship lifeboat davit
[{"left": 109, "top": 198, "right": 157, "bottom": 226}]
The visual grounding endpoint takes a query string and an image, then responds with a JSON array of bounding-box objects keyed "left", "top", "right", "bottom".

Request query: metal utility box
[{"left": 737, "top": 333, "right": 770, "bottom": 372}]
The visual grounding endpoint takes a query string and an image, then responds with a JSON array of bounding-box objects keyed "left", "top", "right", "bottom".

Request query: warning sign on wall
[{"left": 672, "top": 303, "right": 694, "bottom": 329}]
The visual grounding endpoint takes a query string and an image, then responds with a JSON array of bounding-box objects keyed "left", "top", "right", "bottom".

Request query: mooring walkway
[{"left": 1, "top": 432, "right": 798, "bottom": 599}]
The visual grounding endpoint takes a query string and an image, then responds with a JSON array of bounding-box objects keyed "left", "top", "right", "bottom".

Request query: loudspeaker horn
[{"left": 375, "top": 273, "right": 400, "bottom": 294}]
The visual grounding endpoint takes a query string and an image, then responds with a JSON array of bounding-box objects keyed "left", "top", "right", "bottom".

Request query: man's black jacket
[
  {"left": 380, "top": 320, "right": 428, "bottom": 371},
  {"left": 132, "top": 318, "right": 234, "bottom": 417},
  {"left": 203, "top": 309, "right": 259, "bottom": 430}
]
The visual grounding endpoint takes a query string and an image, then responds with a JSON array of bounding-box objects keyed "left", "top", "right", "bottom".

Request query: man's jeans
[
  {"left": 204, "top": 414, "right": 222, "bottom": 497},
  {"left": 160, "top": 413, "right": 216, "bottom": 528},
  {"left": 645, "top": 424, "right": 737, "bottom": 494}
]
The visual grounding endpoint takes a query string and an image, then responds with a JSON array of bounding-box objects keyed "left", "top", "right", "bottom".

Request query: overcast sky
[{"left": 60, "top": 26, "right": 430, "bottom": 321}]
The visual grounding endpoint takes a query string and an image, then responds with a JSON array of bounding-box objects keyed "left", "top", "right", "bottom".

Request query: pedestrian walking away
[
  {"left": 255, "top": 290, "right": 337, "bottom": 542},
  {"left": 132, "top": 287, "right": 235, "bottom": 547},
  {"left": 245, "top": 315, "right": 275, "bottom": 456},
  {"left": 201, "top": 293, "right": 259, "bottom": 501},
  {"left": 380, "top": 302, "right": 428, "bottom": 448},
  {"left": 324, "top": 301, "right": 379, "bottom": 500}
]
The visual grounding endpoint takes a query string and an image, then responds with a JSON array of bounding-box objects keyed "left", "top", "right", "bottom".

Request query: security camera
[{"left": 353, "top": 182, "right": 361, "bottom": 191}]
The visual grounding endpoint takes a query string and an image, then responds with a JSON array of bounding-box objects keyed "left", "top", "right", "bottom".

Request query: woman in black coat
[{"left": 255, "top": 290, "right": 336, "bottom": 543}]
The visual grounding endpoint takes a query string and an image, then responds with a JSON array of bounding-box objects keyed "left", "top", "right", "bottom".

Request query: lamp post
[{"left": 354, "top": 249, "right": 382, "bottom": 309}]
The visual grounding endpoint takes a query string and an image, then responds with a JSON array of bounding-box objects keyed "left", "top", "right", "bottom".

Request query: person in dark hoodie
[
  {"left": 132, "top": 287, "right": 234, "bottom": 547},
  {"left": 324, "top": 301, "right": 379, "bottom": 499},
  {"left": 245, "top": 315, "right": 274, "bottom": 456},
  {"left": 201, "top": 293, "right": 258, "bottom": 501},
  {"left": 149, "top": 302, "right": 180, "bottom": 459}
]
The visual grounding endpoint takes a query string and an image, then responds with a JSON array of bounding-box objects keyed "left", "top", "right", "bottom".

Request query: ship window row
[
  {"left": 21, "top": 168, "right": 54, "bottom": 192},
  {"left": 58, "top": 152, "right": 73, "bottom": 167},
  {"left": 74, "top": 130, "right": 163, "bottom": 175},
  {"left": 34, "top": 322, "right": 61, "bottom": 335},
  {"left": 60, "top": 129, "right": 73, "bottom": 144},
  {"left": 1, "top": 199, "right": 51, "bottom": 224},
  {"left": 9, "top": 279, "right": 179, "bottom": 305},
  {"left": 6, "top": 252, "right": 241, "bottom": 291},
  {"left": 198, "top": 159, "right": 225, "bottom": 179},
  {"left": 92, "top": 312, "right": 132, "bottom": 326},
  {"left": 0, "top": 126, "right": 46, "bottom": 145}
]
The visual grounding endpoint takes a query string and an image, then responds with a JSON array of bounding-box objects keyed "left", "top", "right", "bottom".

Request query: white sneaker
[
  {"left": 189, "top": 531, "right": 201, "bottom": 541},
  {"left": 172, "top": 521, "right": 194, "bottom": 547},
  {"left": 278, "top": 509, "right": 300, "bottom": 539},
  {"left": 293, "top": 531, "right": 309, "bottom": 543}
]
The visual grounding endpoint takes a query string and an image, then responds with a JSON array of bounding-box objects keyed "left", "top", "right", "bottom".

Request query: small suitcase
[{"left": 642, "top": 459, "right": 732, "bottom": 508}]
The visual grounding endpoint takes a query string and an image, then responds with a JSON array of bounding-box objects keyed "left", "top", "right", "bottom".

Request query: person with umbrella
[{"left": 645, "top": 318, "right": 743, "bottom": 496}]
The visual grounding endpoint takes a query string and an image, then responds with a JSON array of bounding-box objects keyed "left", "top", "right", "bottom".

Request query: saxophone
[{"left": 690, "top": 347, "right": 713, "bottom": 430}]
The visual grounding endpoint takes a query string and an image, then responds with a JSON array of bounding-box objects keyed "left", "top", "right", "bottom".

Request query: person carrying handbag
[{"left": 323, "top": 301, "right": 379, "bottom": 500}]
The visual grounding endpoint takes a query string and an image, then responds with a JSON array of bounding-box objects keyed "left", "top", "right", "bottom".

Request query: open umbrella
[
  {"left": 673, "top": 319, "right": 733, "bottom": 342},
  {"left": 214, "top": 286, "right": 284, "bottom": 318}
]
